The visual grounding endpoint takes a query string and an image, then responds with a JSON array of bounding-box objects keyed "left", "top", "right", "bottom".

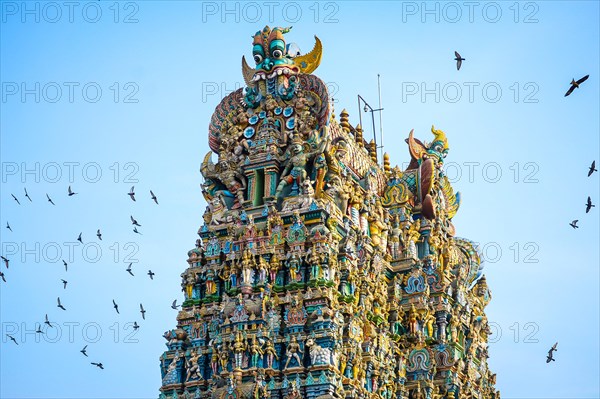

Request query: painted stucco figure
[{"left": 159, "top": 26, "right": 499, "bottom": 399}]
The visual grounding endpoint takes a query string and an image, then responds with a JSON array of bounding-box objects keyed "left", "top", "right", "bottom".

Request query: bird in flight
[
  {"left": 68, "top": 186, "right": 77, "bottom": 196},
  {"left": 171, "top": 300, "right": 180, "bottom": 310},
  {"left": 569, "top": 220, "right": 579, "bottom": 229},
  {"left": 11, "top": 194, "right": 20, "bottom": 205},
  {"left": 133, "top": 227, "right": 142, "bottom": 235},
  {"left": 46, "top": 193, "right": 55, "bottom": 205},
  {"left": 97, "top": 229, "right": 102, "bottom": 240},
  {"left": 113, "top": 299, "right": 120, "bottom": 314},
  {"left": 1, "top": 256, "right": 9, "bottom": 269},
  {"left": 35, "top": 324, "right": 44, "bottom": 334},
  {"left": 44, "top": 314, "right": 53, "bottom": 328},
  {"left": 6, "top": 222, "right": 12, "bottom": 232},
  {"left": 91, "top": 362, "right": 104, "bottom": 369},
  {"left": 80, "top": 345, "right": 88, "bottom": 357},
  {"left": 586, "top": 196, "right": 595, "bottom": 213},
  {"left": 454, "top": 51, "right": 465, "bottom": 70},
  {"left": 565, "top": 75, "right": 589, "bottom": 97},
  {"left": 6, "top": 334, "right": 18, "bottom": 345},
  {"left": 589, "top": 161, "right": 597, "bottom": 177},
  {"left": 128, "top": 186, "right": 136, "bottom": 201},
  {"left": 61, "top": 279, "right": 68, "bottom": 289},
  {"left": 133, "top": 321, "right": 140, "bottom": 330},
  {"left": 0, "top": 271, "right": 6, "bottom": 283},
  {"left": 57, "top": 297, "right": 66, "bottom": 311},
  {"left": 140, "top": 303, "right": 146, "bottom": 320},
  {"left": 24, "top": 187, "right": 32, "bottom": 202},
  {"left": 126, "top": 263, "right": 134, "bottom": 276},
  {"left": 147, "top": 270, "right": 155, "bottom": 280},
  {"left": 77, "top": 233, "right": 83, "bottom": 243},
  {"left": 546, "top": 342, "right": 558, "bottom": 363},
  {"left": 130, "top": 216, "right": 141, "bottom": 226},
  {"left": 62, "top": 260, "right": 68, "bottom": 271},
  {"left": 150, "top": 190, "right": 159, "bottom": 204}
]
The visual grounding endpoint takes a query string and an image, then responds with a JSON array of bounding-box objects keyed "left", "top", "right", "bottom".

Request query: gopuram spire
[{"left": 159, "top": 26, "right": 499, "bottom": 399}]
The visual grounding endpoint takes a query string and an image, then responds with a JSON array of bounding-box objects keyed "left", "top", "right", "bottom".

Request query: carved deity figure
[
  {"left": 219, "top": 165, "right": 247, "bottom": 209},
  {"left": 257, "top": 256, "right": 268, "bottom": 285},
  {"left": 389, "top": 215, "right": 403, "bottom": 259},
  {"left": 408, "top": 304, "right": 420, "bottom": 335},
  {"left": 249, "top": 336, "right": 264, "bottom": 368},
  {"left": 219, "top": 343, "right": 230, "bottom": 372},
  {"left": 241, "top": 246, "right": 255, "bottom": 285},
  {"left": 185, "top": 349, "right": 202, "bottom": 382},
  {"left": 210, "top": 348, "right": 219, "bottom": 376},
  {"left": 264, "top": 339, "right": 279, "bottom": 369},
  {"left": 287, "top": 254, "right": 301, "bottom": 283},
  {"left": 276, "top": 135, "right": 327, "bottom": 198},
  {"left": 405, "top": 219, "right": 421, "bottom": 259},
  {"left": 284, "top": 336, "right": 302, "bottom": 369},
  {"left": 233, "top": 331, "right": 247, "bottom": 369},
  {"left": 269, "top": 251, "right": 280, "bottom": 283}
]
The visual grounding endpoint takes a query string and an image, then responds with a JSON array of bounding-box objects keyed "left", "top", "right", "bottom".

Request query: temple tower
[{"left": 159, "top": 26, "right": 499, "bottom": 399}]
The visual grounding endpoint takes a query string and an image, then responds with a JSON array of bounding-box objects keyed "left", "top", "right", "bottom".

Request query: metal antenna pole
[
  {"left": 357, "top": 94, "right": 384, "bottom": 159},
  {"left": 377, "top": 74, "right": 384, "bottom": 160},
  {"left": 357, "top": 95, "right": 363, "bottom": 139}
]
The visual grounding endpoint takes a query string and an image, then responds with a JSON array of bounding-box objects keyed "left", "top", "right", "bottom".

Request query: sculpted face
[
  {"left": 252, "top": 26, "right": 299, "bottom": 78},
  {"left": 253, "top": 37, "right": 296, "bottom": 73},
  {"left": 426, "top": 140, "right": 449, "bottom": 164},
  {"left": 243, "top": 26, "right": 323, "bottom": 85}
]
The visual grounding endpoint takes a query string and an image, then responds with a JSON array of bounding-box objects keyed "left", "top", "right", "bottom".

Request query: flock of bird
[
  {"left": 2, "top": 185, "right": 159, "bottom": 370},
  {"left": 454, "top": 53, "right": 597, "bottom": 239},
  {"left": 569, "top": 160, "right": 597, "bottom": 230},
  {"left": 0, "top": 50, "right": 596, "bottom": 383},
  {"left": 425, "top": 51, "right": 592, "bottom": 367}
]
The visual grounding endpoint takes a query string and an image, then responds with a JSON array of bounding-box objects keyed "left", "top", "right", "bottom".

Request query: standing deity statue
[
  {"left": 233, "top": 331, "right": 247, "bottom": 369},
  {"left": 287, "top": 254, "right": 301, "bottom": 283},
  {"left": 312, "top": 152, "right": 328, "bottom": 198},
  {"left": 249, "top": 335, "right": 264, "bottom": 368},
  {"left": 205, "top": 267, "right": 217, "bottom": 295},
  {"left": 257, "top": 256, "right": 268, "bottom": 285},
  {"left": 275, "top": 134, "right": 328, "bottom": 199},
  {"left": 220, "top": 263, "right": 232, "bottom": 291},
  {"left": 264, "top": 339, "right": 279, "bottom": 369},
  {"left": 284, "top": 336, "right": 303, "bottom": 369},
  {"left": 230, "top": 259, "right": 239, "bottom": 288},
  {"left": 241, "top": 247, "right": 256, "bottom": 286},
  {"left": 185, "top": 349, "right": 202, "bottom": 382},
  {"left": 408, "top": 304, "right": 420, "bottom": 335},
  {"left": 449, "top": 315, "right": 460, "bottom": 343},
  {"left": 389, "top": 219, "right": 400, "bottom": 259},
  {"left": 309, "top": 249, "right": 321, "bottom": 280},
  {"left": 405, "top": 219, "right": 422, "bottom": 259},
  {"left": 269, "top": 251, "right": 280, "bottom": 283},
  {"left": 210, "top": 347, "right": 219, "bottom": 376},
  {"left": 423, "top": 310, "right": 436, "bottom": 338},
  {"left": 183, "top": 271, "right": 195, "bottom": 300},
  {"left": 219, "top": 343, "right": 230, "bottom": 372}
]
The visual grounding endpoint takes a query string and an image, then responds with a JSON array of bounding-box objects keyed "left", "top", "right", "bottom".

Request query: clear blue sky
[{"left": 1, "top": 1, "right": 599, "bottom": 397}]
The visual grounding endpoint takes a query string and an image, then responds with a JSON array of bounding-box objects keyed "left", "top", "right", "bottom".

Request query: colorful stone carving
[{"left": 159, "top": 26, "right": 499, "bottom": 399}]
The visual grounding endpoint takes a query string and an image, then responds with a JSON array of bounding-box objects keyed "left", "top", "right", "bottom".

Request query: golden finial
[
  {"left": 355, "top": 124, "right": 363, "bottom": 145},
  {"left": 383, "top": 153, "right": 391, "bottom": 176},
  {"left": 340, "top": 109, "right": 350, "bottom": 133},
  {"left": 369, "top": 139, "right": 377, "bottom": 163}
]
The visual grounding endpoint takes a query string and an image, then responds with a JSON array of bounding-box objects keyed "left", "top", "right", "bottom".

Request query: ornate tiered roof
[{"left": 159, "top": 26, "right": 499, "bottom": 399}]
